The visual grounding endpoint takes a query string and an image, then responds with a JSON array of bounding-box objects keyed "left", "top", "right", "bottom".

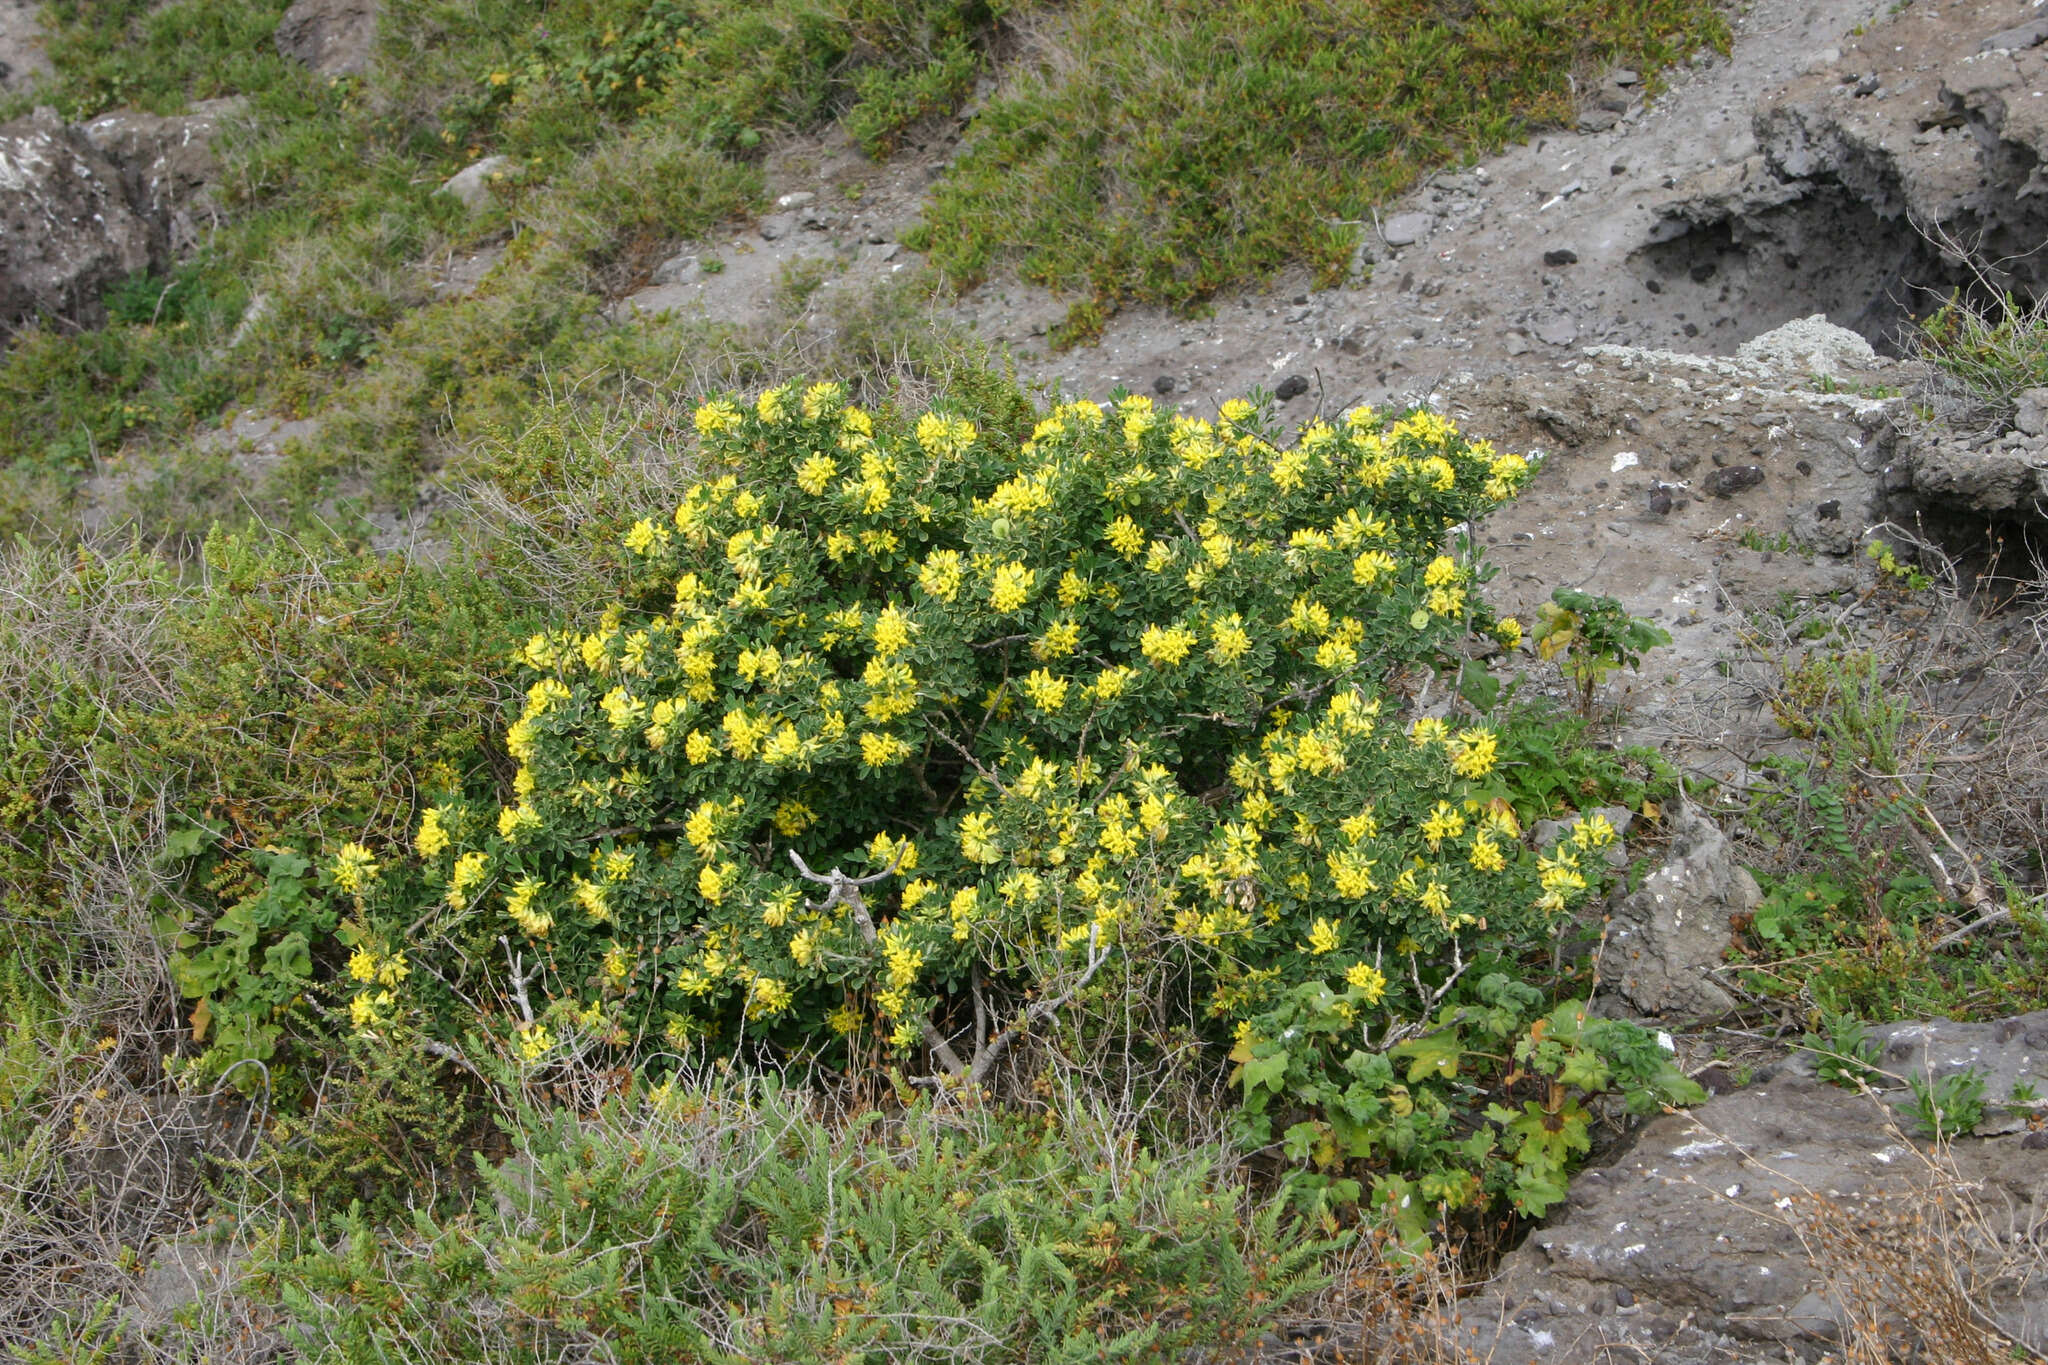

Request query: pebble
[
  {"left": 1543, "top": 248, "right": 1579, "bottom": 267},
  {"left": 1381, "top": 212, "right": 1432, "bottom": 246},
  {"left": 1276, "top": 374, "right": 1310, "bottom": 401},
  {"left": 1703, "top": 464, "right": 1765, "bottom": 497},
  {"left": 775, "top": 190, "right": 816, "bottom": 209},
  {"left": 1153, "top": 374, "right": 1176, "bottom": 395}
]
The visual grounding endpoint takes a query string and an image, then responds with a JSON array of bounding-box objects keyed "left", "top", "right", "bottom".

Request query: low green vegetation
[{"left": 0, "top": 0, "right": 1725, "bottom": 541}]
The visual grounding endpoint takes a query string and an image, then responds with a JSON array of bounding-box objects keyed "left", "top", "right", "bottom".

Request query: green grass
[{"left": 1914, "top": 288, "right": 2048, "bottom": 419}]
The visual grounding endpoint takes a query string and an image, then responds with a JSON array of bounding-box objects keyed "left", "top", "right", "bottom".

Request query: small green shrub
[
  {"left": 1531, "top": 586, "right": 1671, "bottom": 717},
  {"left": 1900, "top": 1066, "right": 1988, "bottom": 1141},
  {"left": 1801, "top": 1011, "right": 1882, "bottom": 1090},
  {"left": 272, "top": 1081, "right": 1337, "bottom": 1362}
]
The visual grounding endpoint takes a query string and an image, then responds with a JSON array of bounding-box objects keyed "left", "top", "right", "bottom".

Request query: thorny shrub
[{"left": 331, "top": 386, "right": 1695, "bottom": 1236}]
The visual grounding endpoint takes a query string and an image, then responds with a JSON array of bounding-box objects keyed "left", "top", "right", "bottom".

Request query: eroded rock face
[
  {"left": 1647, "top": 0, "right": 2048, "bottom": 350},
  {"left": 76, "top": 100, "right": 239, "bottom": 259},
  {"left": 0, "top": 107, "right": 153, "bottom": 333},
  {"left": 275, "top": 0, "right": 382, "bottom": 78},
  {"left": 1445, "top": 1015, "right": 2048, "bottom": 1363},
  {"left": 1596, "top": 807, "right": 1758, "bottom": 1023}
]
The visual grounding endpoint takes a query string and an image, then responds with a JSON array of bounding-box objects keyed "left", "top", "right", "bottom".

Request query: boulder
[
  {"left": 0, "top": 107, "right": 152, "bottom": 334},
  {"left": 437, "top": 155, "right": 514, "bottom": 213},
  {"left": 1596, "top": 807, "right": 1757, "bottom": 1023},
  {"left": 274, "top": 0, "right": 381, "bottom": 78},
  {"left": 75, "top": 99, "right": 239, "bottom": 258}
]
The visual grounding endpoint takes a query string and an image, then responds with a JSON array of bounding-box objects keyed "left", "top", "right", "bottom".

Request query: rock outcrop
[
  {"left": 0, "top": 108, "right": 153, "bottom": 334},
  {"left": 1445, "top": 1013, "right": 2048, "bottom": 1363},
  {"left": 274, "top": 0, "right": 382, "bottom": 78},
  {"left": 0, "top": 103, "right": 234, "bottom": 336},
  {"left": 1646, "top": 0, "right": 2048, "bottom": 351}
]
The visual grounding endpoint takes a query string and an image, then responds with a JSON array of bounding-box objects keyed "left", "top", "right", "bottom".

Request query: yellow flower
[
  {"left": 1219, "top": 398, "right": 1256, "bottom": 424},
  {"left": 447, "top": 850, "right": 489, "bottom": 909},
  {"left": 796, "top": 453, "right": 837, "bottom": 495},
  {"left": 1344, "top": 961, "right": 1387, "bottom": 1004},
  {"left": 757, "top": 385, "right": 791, "bottom": 423},
  {"left": 1469, "top": 838, "right": 1506, "bottom": 874},
  {"left": 1210, "top": 614, "right": 1252, "bottom": 663},
  {"left": 989, "top": 562, "right": 1035, "bottom": 613},
  {"left": 1140, "top": 623, "right": 1196, "bottom": 666},
  {"left": 1410, "top": 717, "right": 1449, "bottom": 747},
  {"left": 871, "top": 605, "right": 913, "bottom": 657},
  {"left": 698, "top": 863, "right": 726, "bottom": 904},
  {"left": 1057, "top": 570, "right": 1090, "bottom": 606},
  {"left": 1326, "top": 850, "right": 1377, "bottom": 898},
  {"left": 1423, "top": 555, "right": 1460, "bottom": 587},
  {"left": 773, "top": 801, "right": 816, "bottom": 836},
  {"left": 515, "top": 1024, "right": 552, "bottom": 1062},
  {"left": 505, "top": 876, "right": 552, "bottom": 937},
  {"left": 1305, "top": 917, "right": 1342, "bottom": 955},
  {"left": 574, "top": 876, "right": 611, "bottom": 923},
  {"left": 684, "top": 729, "right": 714, "bottom": 763},
  {"left": 859, "top": 731, "right": 911, "bottom": 767},
  {"left": 693, "top": 398, "right": 742, "bottom": 436},
  {"left": 1091, "top": 665, "right": 1137, "bottom": 701},
  {"left": 1421, "top": 801, "right": 1466, "bottom": 849},
  {"left": 1022, "top": 668, "right": 1069, "bottom": 712},
  {"left": 1419, "top": 879, "right": 1452, "bottom": 917},
  {"left": 347, "top": 946, "right": 377, "bottom": 982},
  {"left": 1104, "top": 516, "right": 1146, "bottom": 557},
  {"left": 1572, "top": 812, "right": 1619, "bottom": 849},
  {"left": 415, "top": 807, "right": 451, "bottom": 858},
  {"left": 959, "top": 811, "right": 1001, "bottom": 863},
  {"left": 1451, "top": 727, "right": 1499, "bottom": 779},
  {"left": 1496, "top": 617, "right": 1524, "bottom": 650},
  {"left": 745, "top": 976, "right": 793, "bottom": 1020},
  {"left": 1036, "top": 619, "right": 1081, "bottom": 659},
  {"left": 1351, "top": 549, "right": 1398, "bottom": 587},
  {"left": 918, "top": 549, "right": 965, "bottom": 602},
  {"left": 331, "top": 842, "right": 378, "bottom": 893},
  {"left": 498, "top": 802, "right": 542, "bottom": 842}
]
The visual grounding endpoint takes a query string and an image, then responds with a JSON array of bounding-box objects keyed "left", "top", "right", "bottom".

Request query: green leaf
[
  {"left": 1242, "top": 1052, "right": 1289, "bottom": 1095},
  {"left": 1388, "top": 1031, "right": 1461, "bottom": 1083}
]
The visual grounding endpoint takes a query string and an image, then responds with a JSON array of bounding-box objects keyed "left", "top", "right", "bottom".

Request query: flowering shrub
[{"left": 337, "top": 383, "right": 1693, "bottom": 1230}]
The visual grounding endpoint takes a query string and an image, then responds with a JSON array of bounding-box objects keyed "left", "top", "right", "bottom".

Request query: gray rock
[
  {"left": 1447, "top": 1014, "right": 2048, "bottom": 1362},
  {"left": 1597, "top": 807, "right": 1756, "bottom": 1021},
  {"left": 1907, "top": 435, "right": 2048, "bottom": 517},
  {"left": 274, "top": 0, "right": 381, "bottom": 77},
  {"left": 1533, "top": 314, "right": 1578, "bottom": 347},
  {"left": 1981, "top": 16, "right": 2048, "bottom": 52},
  {"left": 437, "top": 155, "right": 513, "bottom": 212},
  {"left": 0, "top": 107, "right": 152, "bottom": 336},
  {"left": 1380, "top": 211, "right": 1432, "bottom": 247},
  {"left": 2016, "top": 387, "right": 2048, "bottom": 438},
  {"left": 75, "top": 100, "right": 238, "bottom": 258},
  {"left": 650, "top": 252, "right": 700, "bottom": 287},
  {"left": 1734, "top": 314, "right": 1876, "bottom": 377},
  {"left": 774, "top": 190, "right": 816, "bottom": 209},
  {"left": 759, "top": 212, "right": 794, "bottom": 241}
]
